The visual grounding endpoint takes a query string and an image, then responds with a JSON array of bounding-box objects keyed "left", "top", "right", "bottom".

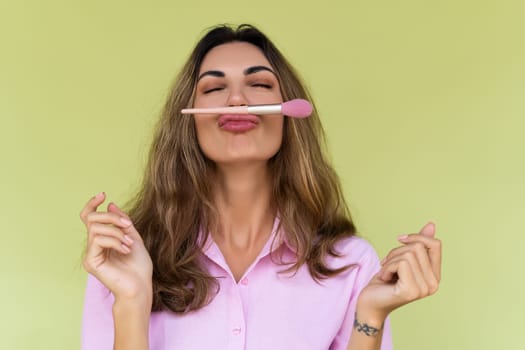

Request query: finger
[
  {"left": 107, "top": 202, "right": 130, "bottom": 219},
  {"left": 88, "top": 235, "right": 131, "bottom": 258},
  {"left": 398, "top": 232, "right": 442, "bottom": 281},
  {"left": 87, "top": 223, "right": 134, "bottom": 246},
  {"left": 85, "top": 211, "right": 134, "bottom": 230},
  {"left": 95, "top": 235, "right": 131, "bottom": 254},
  {"left": 380, "top": 259, "right": 421, "bottom": 304},
  {"left": 381, "top": 250, "right": 429, "bottom": 297},
  {"left": 382, "top": 241, "right": 434, "bottom": 274},
  {"left": 405, "top": 241, "right": 439, "bottom": 295},
  {"left": 79, "top": 192, "right": 106, "bottom": 224},
  {"left": 418, "top": 223, "right": 442, "bottom": 282},
  {"left": 395, "top": 222, "right": 436, "bottom": 246},
  {"left": 381, "top": 235, "right": 437, "bottom": 265},
  {"left": 107, "top": 203, "right": 143, "bottom": 242},
  {"left": 83, "top": 236, "right": 131, "bottom": 273},
  {"left": 419, "top": 222, "right": 436, "bottom": 238},
  {"left": 381, "top": 244, "right": 412, "bottom": 265}
]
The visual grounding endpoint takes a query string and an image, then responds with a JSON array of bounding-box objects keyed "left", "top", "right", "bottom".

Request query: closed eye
[
  {"left": 203, "top": 87, "right": 224, "bottom": 94},
  {"left": 251, "top": 83, "right": 272, "bottom": 89}
]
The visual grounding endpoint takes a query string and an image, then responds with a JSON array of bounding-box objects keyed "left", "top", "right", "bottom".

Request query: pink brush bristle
[{"left": 281, "top": 99, "right": 313, "bottom": 118}]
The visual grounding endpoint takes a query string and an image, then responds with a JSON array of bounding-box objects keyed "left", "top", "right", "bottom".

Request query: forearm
[{"left": 112, "top": 298, "right": 151, "bottom": 350}]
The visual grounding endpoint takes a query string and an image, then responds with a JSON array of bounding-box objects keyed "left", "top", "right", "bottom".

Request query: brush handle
[
  {"left": 181, "top": 99, "right": 312, "bottom": 118},
  {"left": 181, "top": 104, "right": 281, "bottom": 115}
]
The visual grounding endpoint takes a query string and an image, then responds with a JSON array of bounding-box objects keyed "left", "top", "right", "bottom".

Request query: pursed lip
[{"left": 218, "top": 114, "right": 259, "bottom": 128}]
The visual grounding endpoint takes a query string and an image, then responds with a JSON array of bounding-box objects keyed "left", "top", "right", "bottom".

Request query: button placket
[{"left": 227, "top": 284, "right": 246, "bottom": 350}]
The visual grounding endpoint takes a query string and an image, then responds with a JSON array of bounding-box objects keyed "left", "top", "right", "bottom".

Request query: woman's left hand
[{"left": 357, "top": 222, "right": 442, "bottom": 324}]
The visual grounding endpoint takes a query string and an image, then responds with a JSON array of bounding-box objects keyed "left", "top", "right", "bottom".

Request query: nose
[{"left": 226, "top": 86, "right": 248, "bottom": 107}]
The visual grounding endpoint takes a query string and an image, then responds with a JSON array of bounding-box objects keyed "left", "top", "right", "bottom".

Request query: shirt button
[
  {"left": 232, "top": 327, "right": 242, "bottom": 335},
  {"left": 241, "top": 278, "right": 249, "bottom": 285}
]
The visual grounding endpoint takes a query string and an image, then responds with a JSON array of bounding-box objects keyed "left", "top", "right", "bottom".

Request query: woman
[{"left": 80, "top": 24, "right": 441, "bottom": 350}]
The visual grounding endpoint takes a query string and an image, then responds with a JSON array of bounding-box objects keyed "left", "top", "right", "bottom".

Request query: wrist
[
  {"left": 353, "top": 312, "right": 383, "bottom": 338},
  {"left": 113, "top": 280, "right": 153, "bottom": 308},
  {"left": 113, "top": 293, "right": 152, "bottom": 319},
  {"left": 356, "top": 297, "right": 389, "bottom": 328}
]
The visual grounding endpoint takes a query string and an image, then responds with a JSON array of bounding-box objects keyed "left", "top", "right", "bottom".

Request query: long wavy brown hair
[{"left": 126, "top": 24, "right": 357, "bottom": 313}]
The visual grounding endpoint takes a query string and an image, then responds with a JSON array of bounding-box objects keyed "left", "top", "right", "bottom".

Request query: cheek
[
  {"left": 193, "top": 92, "right": 225, "bottom": 109},
  {"left": 265, "top": 117, "right": 285, "bottom": 156},
  {"left": 274, "top": 118, "right": 284, "bottom": 145}
]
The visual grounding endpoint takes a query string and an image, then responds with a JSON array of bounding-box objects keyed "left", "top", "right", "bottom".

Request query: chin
[{"left": 206, "top": 150, "right": 279, "bottom": 166}]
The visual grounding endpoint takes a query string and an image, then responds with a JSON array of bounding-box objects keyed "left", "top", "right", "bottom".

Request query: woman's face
[{"left": 192, "top": 42, "right": 284, "bottom": 166}]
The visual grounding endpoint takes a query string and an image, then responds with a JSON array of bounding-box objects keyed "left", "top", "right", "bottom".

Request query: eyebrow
[
  {"left": 197, "top": 65, "right": 276, "bottom": 81},
  {"left": 243, "top": 65, "right": 276, "bottom": 76}
]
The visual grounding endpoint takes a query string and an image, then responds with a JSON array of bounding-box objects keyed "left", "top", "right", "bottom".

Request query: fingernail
[
  {"left": 397, "top": 234, "right": 409, "bottom": 241},
  {"left": 95, "top": 192, "right": 104, "bottom": 199},
  {"left": 120, "top": 217, "right": 132, "bottom": 226},
  {"left": 124, "top": 235, "right": 134, "bottom": 244},
  {"left": 121, "top": 244, "right": 131, "bottom": 253}
]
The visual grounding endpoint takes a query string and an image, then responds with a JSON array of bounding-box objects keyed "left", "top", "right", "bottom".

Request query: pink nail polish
[
  {"left": 121, "top": 244, "right": 131, "bottom": 253},
  {"left": 124, "top": 235, "right": 134, "bottom": 244},
  {"left": 397, "top": 234, "right": 409, "bottom": 241}
]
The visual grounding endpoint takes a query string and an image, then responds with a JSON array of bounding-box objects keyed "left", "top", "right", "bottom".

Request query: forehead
[{"left": 198, "top": 42, "right": 272, "bottom": 74}]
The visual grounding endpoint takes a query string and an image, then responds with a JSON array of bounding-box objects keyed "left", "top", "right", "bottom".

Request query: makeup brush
[{"left": 181, "top": 98, "right": 313, "bottom": 118}]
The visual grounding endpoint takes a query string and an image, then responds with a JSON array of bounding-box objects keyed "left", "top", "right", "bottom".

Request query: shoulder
[
  {"left": 334, "top": 235, "right": 380, "bottom": 262},
  {"left": 327, "top": 235, "right": 381, "bottom": 270}
]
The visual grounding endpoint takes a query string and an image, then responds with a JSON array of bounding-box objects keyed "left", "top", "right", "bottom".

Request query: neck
[{"left": 212, "top": 162, "right": 275, "bottom": 250}]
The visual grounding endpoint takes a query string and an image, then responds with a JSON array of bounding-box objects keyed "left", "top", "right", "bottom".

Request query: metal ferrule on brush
[{"left": 247, "top": 104, "right": 282, "bottom": 115}]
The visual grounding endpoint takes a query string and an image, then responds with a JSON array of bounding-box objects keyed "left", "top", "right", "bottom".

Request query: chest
[
  {"left": 219, "top": 246, "right": 264, "bottom": 282},
  {"left": 149, "top": 258, "right": 359, "bottom": 350},
  {"left": 210, "top": 230, "right": 272, "bottom": 283}
]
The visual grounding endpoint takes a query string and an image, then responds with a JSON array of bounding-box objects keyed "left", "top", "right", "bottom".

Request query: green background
[{"left": 2, "top": 0, "right": 524, "bottom": 349}]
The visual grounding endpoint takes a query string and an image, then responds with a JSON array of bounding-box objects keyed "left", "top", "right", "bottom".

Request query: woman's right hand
[{"left": 80, "top": 192, "right": 153, "bottom": 306}]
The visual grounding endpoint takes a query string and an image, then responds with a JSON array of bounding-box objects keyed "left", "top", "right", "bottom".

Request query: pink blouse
[{"left": 81, "top": 219, "right": 393, "bottom": 349}]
